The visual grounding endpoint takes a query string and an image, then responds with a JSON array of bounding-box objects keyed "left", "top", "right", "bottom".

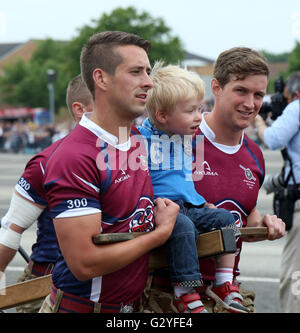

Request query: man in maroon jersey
[
  {"left": 0, "top": 74, "right": 93, "bottom": 313},
  {"left": 39, "top": 31, "right": 178, "bottom": 313},
  {"left": 142, "top": 47, "right": 285, "bottom": 314},
  {"left": 192, "top": 47, "right": 285, "bottom": 312}
]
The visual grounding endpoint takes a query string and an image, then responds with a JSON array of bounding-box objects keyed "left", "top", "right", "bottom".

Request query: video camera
[{"left": 259, "top": 76, "right": 288, "bottom": 121}]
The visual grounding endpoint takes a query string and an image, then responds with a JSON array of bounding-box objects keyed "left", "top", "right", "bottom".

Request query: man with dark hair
[
  {"left": 80, "top": 31, "right": 151, "bottom": 98},
  {"left": 39, "top": 31, "right": 178, "bottom": 313}
]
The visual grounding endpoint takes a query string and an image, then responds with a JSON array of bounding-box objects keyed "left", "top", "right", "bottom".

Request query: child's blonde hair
[{"left": 146, "top": 61, "right": 205, "bottom": 124}]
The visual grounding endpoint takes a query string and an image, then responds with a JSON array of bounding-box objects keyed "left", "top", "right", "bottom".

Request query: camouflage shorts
[
  {"left": 15, "top": 266, "right": 45, "bottom": 313},
  {"left": 139, "top": 274, "right": 255, "bottom": 313},
  {"left": 38, "top": 295, "right": 53, "bottom": 313}
]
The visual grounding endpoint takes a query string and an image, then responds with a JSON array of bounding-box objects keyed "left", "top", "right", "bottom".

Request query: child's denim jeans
[{"left": 167, "top": 199, "right": 238, "bottom": 287}]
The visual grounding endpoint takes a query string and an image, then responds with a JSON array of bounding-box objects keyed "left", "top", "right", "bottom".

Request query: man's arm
[
  {"left": 246, "top": 207, "right": 285, "bottom": 241},
  {"left": 54, "top": 198, "right": 178, "bottom": 281},
  {"left": 253, "top": 115, "right": 268, "bottom": 147},
  {"left": 254, "top": 100, "right": 300, "bottom": 150},
  {"left": 0, "top": 192, "right": 45, "bottom": 272}
]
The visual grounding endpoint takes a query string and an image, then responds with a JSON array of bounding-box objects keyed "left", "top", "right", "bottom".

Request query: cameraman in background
[{"left": 254, "top": 72, "right": 300, "bottom": 313}]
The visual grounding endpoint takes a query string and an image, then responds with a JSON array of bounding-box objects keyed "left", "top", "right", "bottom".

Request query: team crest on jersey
[
  {"left": 231, "top": 211, "right": 242, "bottom": 229},
  {"left": 128, "top": 197, "right": 154, "bottom": 233},
  {"left": 239, "top": 164, "right": 256, "bottom": 190},
  {"left": 130, "top": 205, "right": 154, "bottom": 232},
  {"left": 216, "top": 200, "right": 247, "bottom": 229}
]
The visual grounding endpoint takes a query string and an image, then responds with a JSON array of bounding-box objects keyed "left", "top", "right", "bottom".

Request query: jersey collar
[
  {"left": 79, "top": 112, "right": 131, "bottom": 151},
  {"left": 200, "top": 112, "right": 244, "bottom": 154}
]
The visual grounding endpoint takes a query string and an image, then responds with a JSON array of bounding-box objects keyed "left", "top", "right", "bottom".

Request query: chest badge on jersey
[
  {"left": 239, "top": 164, "right": 256, "bottom": 189},
  {"left": 130, "top": 205, "right": 154, "bottom": 233}
]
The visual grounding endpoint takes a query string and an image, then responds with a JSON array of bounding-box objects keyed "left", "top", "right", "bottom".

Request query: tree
[
  {"left": 261, "top": 50, "right": 290, "bottom": 63},
  {"left": 0, "top": 60, "right": 27, "bottom": 105},
  {"left": 288, "top": 41, "right": 300, "bottom": 73},
  {"left": 260, "top": 50, "right": 291, "bottom": 93},
  {"left": 0, "top": 39, "right": 70, "bottom": 110},
  {"left": 0, "top": 7, "right": 185, "bottom": 111},
  {"left": 65, "top": 6, "right": 185, "bottom": 76}
]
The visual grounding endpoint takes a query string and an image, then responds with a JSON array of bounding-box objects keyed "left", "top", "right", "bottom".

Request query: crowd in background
[
  {"left": 0, "top": 97, "right": 262, "bottom": 154},
  {"left": 0, "top": 119, "right": 73, "bottom": 154}
]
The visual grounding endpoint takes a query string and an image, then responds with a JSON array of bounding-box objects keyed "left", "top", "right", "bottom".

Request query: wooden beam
[
  {"left": 92, "top": 227, "right": 268, "bottom": 245},
  {"left": 0, "top": 274, "right": 52, "bottom": 310},
  {"left": 0, "top": 227, "right": 268, "bottom": 310},
  {"left": 148, "top": 228, "right": 238, "bottom": 271},
  {"left": 240, "top": 227, "right": 268, "bottom": 238},
  {"left": 93, "top": 227, "right": 269, "bottom": 271}
]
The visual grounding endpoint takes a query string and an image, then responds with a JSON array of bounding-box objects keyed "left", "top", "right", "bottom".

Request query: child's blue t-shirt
[{"left": 138, "top": 117, "right": 205, "bottom": 206}]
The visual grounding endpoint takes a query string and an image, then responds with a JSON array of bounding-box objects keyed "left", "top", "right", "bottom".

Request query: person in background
[
  {"left": 254, "top": 72, "right": 300, "bottom": 313},
  {"left": 0, "top": 74, "right": 93, "bottom": 312}
]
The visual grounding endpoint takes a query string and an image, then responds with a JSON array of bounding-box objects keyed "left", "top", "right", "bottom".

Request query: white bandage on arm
[
  {"left": 0, "top": 227, "right": 21, "bottom": 250},
  {"left": 0, "top": 191, "right": 44, "bottom": 230}
]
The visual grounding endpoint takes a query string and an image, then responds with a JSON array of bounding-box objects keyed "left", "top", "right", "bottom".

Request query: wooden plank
[
  {"left": 197, "top": 229, "right": 225, "bottom": 255},
  {"left": 149, "top": 228, "right": 237, "bottom": 271},
  {"left": 93, "top": 228, "right": 268, "bottom": 270},
  {"left": 93, "top": 229, "right": 237, "bottom": 270},
  {"left": 240, "top": 227, "right": 268, "bottom": 238},
  {"left": 0, "top": 274, "right": 52, "bottom": 310},
  {"left": 93, "top": 232, "right": 141, "bottom": 244},
  {"left": 92, "top": 227, "right": 269, "bottom": 245},
  {"left": 0, "top": 227, "right": 268, "bottom": 310}
]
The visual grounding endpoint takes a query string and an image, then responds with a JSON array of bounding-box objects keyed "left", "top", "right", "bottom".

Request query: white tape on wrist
[
  {"left": 0, "top": 227, "right": 22, "bottom": 250},
  {"left": 1, "top": 192, "right": 44, "bottom": 230}
]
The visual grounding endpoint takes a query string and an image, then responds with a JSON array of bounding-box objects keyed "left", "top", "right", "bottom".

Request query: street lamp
[{"left": 47, "top": 69, "right": 56, "bottom": 124}]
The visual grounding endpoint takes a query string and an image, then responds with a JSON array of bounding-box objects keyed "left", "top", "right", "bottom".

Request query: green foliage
[
  {"left": 288, "top": 41, "right": 300, "bottom": 74},
  {"left": 260, "top": 46, "right": 300, "bottom": 92},
  {"left": 0, "top": 6, "right": 185, "bottom": 110},
  {"left": 0, "top": 60, "right": 27, "bottom": 105},
  {"left": 64, "top": 6, "right": 185, "bottom": 75},
  {"left": 261, "top": 50, "right": 290, "bottom": 63},
  {"left": 0, "top": 39, "right": 70, "bottom": 110}
]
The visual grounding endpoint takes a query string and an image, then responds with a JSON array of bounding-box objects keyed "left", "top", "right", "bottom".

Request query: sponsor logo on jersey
[
  {"left": 193, "top": 161, "right": 219, "bottom": 177},
  {"left": 114, "top": 169, "right": 131, "bottom": 184}
]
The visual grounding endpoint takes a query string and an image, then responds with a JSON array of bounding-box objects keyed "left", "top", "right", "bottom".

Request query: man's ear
[
  {"left": 211, "top": 78, "right": 222, "bottom": 96},
  {"left": 155, "top": 109, "right": 168, "bottom": 124},
  {"left": 72, "top": 102, "right": 85, "bottom": 122},
  {"left": 93, "top": 68, "right": 109, "bottom": 91}
]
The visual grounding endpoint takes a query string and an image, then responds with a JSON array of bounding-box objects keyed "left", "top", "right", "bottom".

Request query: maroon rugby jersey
[
  {"left": 44, "top": 113, "right": 154, "bottom": 304},
  {"left": 15, "top": 139, "right": 64, "bottom": 264},
  {"left": 193, "top": 115, "right": 265, "bottom": 280}
]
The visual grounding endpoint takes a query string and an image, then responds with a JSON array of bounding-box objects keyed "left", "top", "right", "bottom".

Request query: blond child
[{"left": 139, "top": 62, "right": 248, "bottom": 313}]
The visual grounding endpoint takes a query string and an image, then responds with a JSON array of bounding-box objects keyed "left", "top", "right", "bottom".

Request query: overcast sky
[{"left": 1, "top": 0, "right": 300, "bottom": 60}]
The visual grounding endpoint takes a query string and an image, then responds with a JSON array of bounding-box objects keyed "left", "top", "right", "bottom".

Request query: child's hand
[
  {"left": 204, "top": 202, "right": 217, "bottom": 209},
  {"left": 153, "top": 198, "right": 179, "bottom": 242}
]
